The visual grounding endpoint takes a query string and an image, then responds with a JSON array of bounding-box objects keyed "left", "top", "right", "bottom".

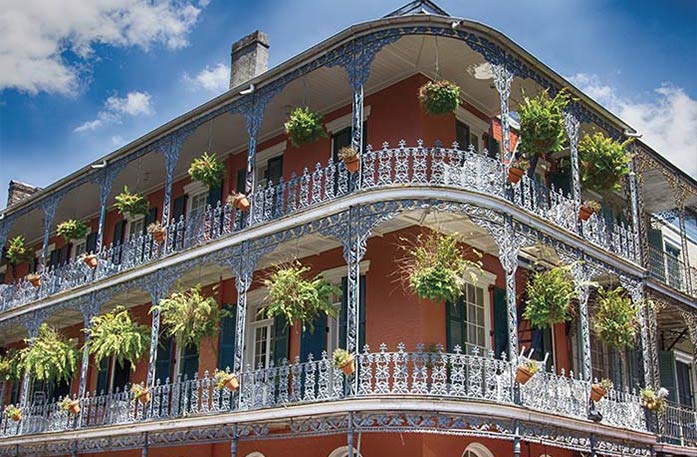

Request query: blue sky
[{"left": 1, "top": 0, "right": 696, "bottom": 208}]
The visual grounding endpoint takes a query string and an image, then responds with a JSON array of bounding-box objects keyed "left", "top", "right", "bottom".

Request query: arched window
[
  {"left": 462, "top": 443, "right": 495, "bottom": 457},
  {"left": 245, "top": 452, "right": 265, "bottom": 457},
  {"left": 328, "top": 446, "right": 361, "bottom": 457}
]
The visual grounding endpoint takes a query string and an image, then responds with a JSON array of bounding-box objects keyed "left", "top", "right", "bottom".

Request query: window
[
  {"left": 456, "top": 120, "right": 471, "bottom": 149},
  {"left": 127, "top": 215, "right": 145, "bottom": 241},
  {"left": 246, "top": 301, "right": 274, "bottom": 370},
  {"left": 190, "top": 192, "right": 208, "bottom": 216},
  {"left": 462, "top": 443, "right": 495, "bottom": 457},
  {"left": 72, "top": 238, "right": 87, "bottom": 260},
  {"left": 447, "top": 280, "right": 492, "bottom": 354},
  {"left": 327, "top": 447, "right": 361, "bottom": 457},
  {"left": 676, "top": 351, "right": 695, "bottom": 408},
  {"left": 591, "top": 337, "right": 611, "bottom": 381}
]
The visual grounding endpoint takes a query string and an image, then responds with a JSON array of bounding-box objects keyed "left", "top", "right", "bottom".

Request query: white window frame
[
  {"left": 124, "top": 213, "right": 145, "bottom": 242},
  {"left": 184, "top": 181, "right": 210, "bottom": 217},
  {"left": 454, "top": 106, "right": 489, "bottom": 152},
  {"left": 325, "top": 106, "right": 372, "bottom": 135},
  {"left": 255, "top": 141, "right": 286, "bottom": 188},
  {"left": 675, "top": 350, "right": 696, "bottom": 408},
  {"left": 462, "top": 443, "right": 495, "bottom": 457},
  {"left": 70, "top": 231, "right": 90, "bottom": 261},
  {"left": 462, "top": 270, "right": 495, "bottom": 353},
  {"left": 245, "top": 288, "right": 274, "bottom": 370},
  {"left": 36, "top": 243, "right": 55, "bottom": 267}
]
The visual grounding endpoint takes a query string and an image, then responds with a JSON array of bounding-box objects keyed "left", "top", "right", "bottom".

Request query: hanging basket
[
  {"left": 27, "top": 273, "right": 41, "bottom": 288},
  {"left": 418, "top": 80, "right": 460, "bottom": 116},
  {"left": 83, "top": 254, "right": 99, "bottom": 269},
  {"left": 590, "top": 384, "right": 607, "bottom": 402}
]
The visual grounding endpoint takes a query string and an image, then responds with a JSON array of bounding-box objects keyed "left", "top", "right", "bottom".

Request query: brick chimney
[
  {"left": 230, "top": 31, "right": 269, "bottom": 89},
  {"left": 7, "top": 180, "right": 40, "bottom": 207}
]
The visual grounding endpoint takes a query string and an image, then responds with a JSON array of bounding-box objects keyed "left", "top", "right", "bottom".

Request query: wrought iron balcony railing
[
  {"left": 0, "top": 142, "right": 638, "bottom": 313},
  {"left": 660, "top": 402, "right": 697, "bottom": 447},
  {"left": 647, "top": 245, "right": 697, "bottom": 297},
  {"left": 0, "top": 344, "right": 653, "bottom": 440}
]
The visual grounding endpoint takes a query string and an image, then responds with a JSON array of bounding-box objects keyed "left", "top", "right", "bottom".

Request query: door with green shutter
[
  {"left": 647, "top": 227, "right": 665, "bottom": 280},
  {"left": 300, "top": 314, "right": 327, "bottom": 361},
  {"left": 218, "top": 304, "right": 236, "bottom": 371},
  {"left": 273, "top": 315, "right": 290, "bottom": 365},
  {"left": 659, "top": 350, "right": 678, "bottom": 404},
  {"left": 179, "top": 344, "right": 199, "bottom": 380},
  {"left": 155, "top": 336, "right": 175, "bottom": 383},
  {"left": 492, "top": 287, "right": 508, "bottom": 358}
]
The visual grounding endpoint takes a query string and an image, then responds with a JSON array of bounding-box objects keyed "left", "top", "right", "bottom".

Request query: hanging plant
[
  {"left": 332, "top": 348, "right": 355, "bottom": 376},
  {"left": 592, "top": 287, "right": 639, "bottom": 351},
  {"left": 114, "top": 186, "right": 149, "bottom": 217},
  {"left": 147, "top": 221, "right": 166, "bottom": 244},
  {"left": 84, "top": 306, "right": 149, "bottom": 369},
  {"left": 523, "top": 264, "right": 577, "bottom": 329},
  {"left": 338, "top": 146, "right": 360, "bottom": 173},
  {"left": 56, "top": 219, "right": 88, "bottom": 242},
  {"left": 214, "top": 370, "right": 239, "bottom": 391},
  {"left": 4, "top": 405, "right": 22, "bottom": 422},
  {"left": 578, "top": 132, "right": 633, "bottom": 194},
  {"left": 284, "top": 107, "right": 327, "bottom": 147},
  {"left": 16, "top": 324, "right": 78, "bottom": 384},
  {"left": 262, "top": 262, "right": 340, "bottom": 333},
  {"left": 418, "top": 80, "right": 460, "bottom": 115},
  {"left": 579, "top": 200, "right": 601, "bottom": 221},
  {"left": 154, "top": 284, "right": 220, "bottom": 348},
  {"left": 398, "top": 232, "right": 483, "bottom": 304},
  {"left": 59, "top": 397, "right": 81, "bottom": 415},
  {"left": 188, "top": 152, "right": 225, "bottom": 189},
  {"left": 0, "top": 350, "right": 22, "bottom": 382},
  {"left": 6, "top": 236, "right": 29, "bottom": 266},
  {"left": 640, "top": 386, "right": 669, "bottom": 412}
]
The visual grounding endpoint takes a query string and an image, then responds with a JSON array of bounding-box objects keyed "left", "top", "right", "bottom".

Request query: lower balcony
[
  {"left": 648, "top": 245, "right": 697, "bottom": 298},
  {"left": 0, "top": 345, "right": 663, "bottom": 443}
]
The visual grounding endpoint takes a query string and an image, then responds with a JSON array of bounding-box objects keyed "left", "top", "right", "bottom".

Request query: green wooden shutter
[
  {"left": 112, "top": 220, "right": 125, "bottom": 246},
  {"left": 172, "top": 195, "right": 187, "bottom": 222},
  {"left": 58, "top": 244, "right": 70, "bottom": 266},
  {"left": 300, "top": 314, "right": 326, "bottom": 361},
  {"left": 492, "top": 287, "right": 508, "bottom": 358},
  {"left": 446, "top": 297, "right": 465, "bottom": 352},
  {"left": 675, "top": 361, "right": 693, "bottom": 407},
  {"left": 273, "top": 315, "right": 290, "bottom": 364},
  {"left": 155, "top": 336, "right": 175, "bottom": 383},
  {"left": 659, "top": 350, "right": 678, "bottom": 403},
  {"left": 145, "top": 207, "right": 157, "bottom": 231},
  {"left": 235, "top": 169, "right": 247, "bottom": 194},
  {"left": 487, "top": 134, "right": 500, "bottom": 159},
  {"left": 455, "top": 121, "right": 470, "bottom": 149},
  {"left": 85, "top": 232, "right": 98, "bottom": 254},
  {"left": 207, "top": 185, "right": 223, "bottom": 208},
  {"left": 359, "top": 275, "right": 366, "bottom": 349},
  {"left": 112, "top": 361, "right": 131, "bottom": 392},
  {"left": 96, "top": 358, "right": 109, "bottom": 394},
  {"left": 548, "top": 169, "right": 571, "bottom": 196},
  {"left": 647, "top": 228, "right": 665, "bottom": 281},
  {"left": 218, "top": 304, "right": 236, "bottom": 371},
  {"left": 180, "top": 344, "right": 199, "bottom": 380}
]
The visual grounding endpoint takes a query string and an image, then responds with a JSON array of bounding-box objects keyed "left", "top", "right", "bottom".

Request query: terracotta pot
[
  {"left": 578, "top": 204, "right": 595, "bottom": 221},
  {"left": 10, "top": 412, "right": 21, "bottom": 422},
  {"left": 515, "top": 365, "right": 534, "bottom": 385},
  {"left": 27, "top": 274, "right": 41, "bottom": 288},
  {"left": 68, "top": 402, "right": 81, "bottom": 415},
  {"left": 151, "top": 228, "right": 166, "bottom": 244},
  {"left": 83, "top": 254, "right": 98, "bottom": 269},
  {"left": 590, "top": 385, "right": 607, "bottom": 403},
  {"left": 339, "top": 355, "right": 355, "bottom": 376},
  {"left": 343, "top": 156, "right": 360, "bottom": 173},
  {"left": 137, "top": 389, "right": 151, "bottom": 405},
  {"left": 508, "top": 167, "right": 524, "bottom": 184},
  {"left": 233, "top": 195, "right": 250, "bottom": 212},
  {"left": 224, "top": 375, "right": 239, "bottom": 391}
]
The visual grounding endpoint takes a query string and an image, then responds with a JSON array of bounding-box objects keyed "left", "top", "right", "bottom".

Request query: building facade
[{"left": 0, "top": 2, "right": 695, "bottom": 456}]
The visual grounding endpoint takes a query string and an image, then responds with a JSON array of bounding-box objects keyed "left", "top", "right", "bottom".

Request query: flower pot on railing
[
  {"left": 60, "top": 398, "right": 81, "bottom": 416},
  {"left": 215, "top": 371, "right": 239, "bottom": 392},
  {"left": 147, "top": 222, "right": 166, "bottom": 244},
  {"left": 590, "top": 384, "right": 607, "bottom": 402},
  {"left": 505, "top": 159, "right": 528, "bottom": 184},
  {"left": 515, "top": 361, "right": 538, "bottom": 385},
  {"left": 339, "top": 355, "right": 355, "bottom": 376},
  {"left": 338, "top": 146, "right": 360, "bottom": 173},
  {"left": 227, "top": 193, "right": 250, "bottom": 212},
  {"left": 83, "top": 254, "right": 99, "bottom": 269},
  {"left": 332, "top": 349, "right": 355, "bottom": 376},
  {"left": 579, "top": 200, "right": 601, "bottom": 221},
  {"left": 27, "top": 273, "right": 41, "bottom": 288},
  {"left": 5, "top": 406, "right": 22, "bottom": 423},
  {"left": 131, "top": 385, "right": 151, "bottom": 405}
]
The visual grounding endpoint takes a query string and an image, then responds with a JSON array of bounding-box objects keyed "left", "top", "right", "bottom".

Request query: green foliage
[
  {"left": 0, "top": 350, "right": 22, "bottom": 382},
  {"left": 640, "top": 386, "right": 669, "bottom": 412},
  {"left": 400, "top": 232, "right": 483, "bottom": 304},
  {"left": 84, "top": 306, "right": 149, "bottom": 369},
  {"left": 114, "top": 186, "right": 149, "bottom": 216},
  {"left": 418, "top": 80, "right": 460, "bottom": 115},
  {"left": 598, "top": 378, "right": 613, "bottom": 390},
  {"left": 6, "top": 236, "right": 29, "bottom": 265},
  {"left": 154, "top": 284, "right": 220, "bottom": 348},
  {"left": 263, "top": 262, "right": 340, "bottom": 333},
  {"left": 188, "top": 152, "right": 225, "bottom": 188},
  {"left": 521, "top": 360, "right": 539, "bottom": 375},
  {"left": 284, "top": 107, "right": 327, "bottom": 147},
  {"left": 332, "top": 348, "right": 352, "bottom": 368},
  {"left": 523, "top": 265, "right": 576, "bottom": 329},
  {"left": 510, "top": 158, "right": 529, "bottom": 171},
  {"left": 17, "top": 324, "right": 78, "bottom": 384},
  {"left": 4, "top": 405, "right": 21, "bottom": 420},
  {"left": 338, "top": 146, "right": 358, "bottom": 161},
  {"left": 592, "top": 287, "right": 639, "bottom": 351},
  {"left": 214, "top": 370, "right": 236, "bottom": 390},
  {"left": 578, "top": 132, "right": 633, "bottom": 193},
  {"left": 518, "top": 89, "right": 569, "bottom": 157},
  {"left": 56, "top": 219, "right": 88, "bottom": 241}
]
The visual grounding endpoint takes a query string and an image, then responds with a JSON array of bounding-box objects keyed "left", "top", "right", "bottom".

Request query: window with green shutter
[{"left": 218, "top": 304, "right": 236, "bottom": 371}]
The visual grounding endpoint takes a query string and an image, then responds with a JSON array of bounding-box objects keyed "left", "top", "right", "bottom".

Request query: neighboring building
[{"left": 0, "top": 2, "right": 695, "bottom": 456}]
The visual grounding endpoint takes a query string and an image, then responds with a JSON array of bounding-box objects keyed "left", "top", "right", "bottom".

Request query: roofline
[{"left": 3, "top": 14, "right": 693, "bottom": 218}]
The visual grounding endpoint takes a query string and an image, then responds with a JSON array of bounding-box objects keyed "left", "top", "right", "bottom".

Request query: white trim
[
  {"left": 320, "top": 260, "right": 371, "bottom": 283},
  {"left": 245, "top": 453, "right": 266, "bottom": 457},
  {"left": 256, "top": 141, "right": 287, "bottom": 164},
  {"left": 325, "top": 105, "right": 372, "bottom": 134},
  {"left": 462, "top": 443, "right": 495, "bottom": 457},
  {"left": 183, "top": 181, "right": 209, "bottom": 197},
  {"left": 328, "top": 446, "right": 361, "bottom": 457},
  {"left": 454, "top": 106, "right": 489, "bottom": 132},
  {"left": 35, "top": 243, "right": 55, "bottom": 258}
]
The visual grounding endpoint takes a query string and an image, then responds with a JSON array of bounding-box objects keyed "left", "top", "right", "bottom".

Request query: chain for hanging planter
[{"left": 418, "top": 36, "right": 460, "bottom": 115}]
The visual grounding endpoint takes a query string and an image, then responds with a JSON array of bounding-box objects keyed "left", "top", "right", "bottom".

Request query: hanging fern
[
  {"left": 188, "top": 152, "right": 225, "bottom": 188},
  {"left": 284, "top": 107, "right": 327, "bottom": 147},
  {"left": 114, "top": 186, "right": 149, "bottom": 216},
  {"left": 56, "top": 219, "right": 88, "bottom": 242},
  {"left": 523, "top": 265, "right": 576, "bottom": 329},
  {"left": 16, "top": 324, "right": 78, "bottom": 384},
  {"left": 6, "top": 236, "right": 29, "bottom": 265},
  {"left": 418, "top": 80, "right": 461, "bottom": 115},
  {"left": 154, "top": 284, "right": 220, "bottom": 348},
  {"left": 518, "top": 88, "right": 569, "bottom": 158},
  {"left": 84, "top": 306, "right": 149, "bottom": 369},
  {"left": 0, "top": 350, "right": 22, "bottom": 382},
  {"left": 592, "top": 287, "right": 639, "bottom": 351},
  {"left": 263, "top": 262, "right": 341, "bottom": 333},
  {"left": 578, "top": 132, "right": 633, "bottom": 194}
]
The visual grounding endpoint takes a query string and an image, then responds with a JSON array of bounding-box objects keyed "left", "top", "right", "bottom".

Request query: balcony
[
  {"left": 661, "top": 402, "right": 697, "bottom": 447},
  {"left": 648, "top": 245, "right": 697, "bottom": 298},
  {"left": 0, "top": 344, "right": 655, "bottom": 441},
  {"left": 0, "top": 142, "right": 638, "bottom": 314}
]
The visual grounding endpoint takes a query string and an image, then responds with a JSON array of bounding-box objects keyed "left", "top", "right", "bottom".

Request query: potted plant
[
  {"left": 284, "top": 107, "right": 327, "bottom": 147},
  {"left": 84, "top": 306, "right": 150, "bottom": 383},
  {"left": 591, "top": 378, "right": 613, "bottom": 402},
  {"left": 332, "top": 348, "right": 355, "bottom": 376},
  {"left": 26, "top": 272, "right": 42, "bottom": 288},
  {"left": 518, "top": 89, "right": 569, "bottom": 177},
  {"left": 147, "top": 221, "right": 166, "bottom": 244},
  {"left": 506, "top": 158, "right": 529, "bottom": 184},
  {"left": 578, "top": 132, "right": 633, "bottom": 194},
  {"left": 154, "top": 284, "right": 220, "bottom": 349},
  {"left": 188, "top": 152, "right": 225, "bottom": 189},
  {"left": 114, "top": 186, "right": 149, "bottom": 217},
  {"left": 338, "top": 146, "right": 360, "bottom": 173},
  {"left": 398, "top": 231, "right": 482, "bottom": 304},
  {"left": 59, "top": 397, "right": 81, "bottom": 415},
  {"left": 262, "top": 262, "right": 340, "bottom": 333},
  {"left": 56, "top": 220, "right": 88, "bottom": 242},
  {"left": 4, "top": 405, "right": 21, "bottom": 422},
  {"left": 523, "top": 264, "right": 576, "bottom": 329},
  {"left": 418, "top": 80, "right": 460, "bottom": 115},
  {"left": 82, "top": 253, "right": 99, "bottom": 269},
  {"left": 515, "top": 360, "right": 539, "bottom": 385},
  {"left": 227, "top": 192, "right": 250, "bottom": 212},
  {"left": 579, "top": 200, "right": 601, "bottom": 221},
  {"left": 131, "top": 384, "right": 151, "bottom": 405},
  {"left": 640, "top": 386, "right": 669, "bottom": 412},
  {"left": 16, "top": 324, "right": 78, "bottom": 386},
  {"left": 6, "top": 236, "right": 29, "bottom": 273},
  {"left": 214, "top": 370, "right": 239, "bottom": 391}
]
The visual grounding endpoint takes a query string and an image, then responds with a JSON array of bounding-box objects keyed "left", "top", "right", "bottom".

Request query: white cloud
[
  {"left": 183, "top": 63, "right": 229, "bottom": 93},
  {"left": 0, "top": 0, "right": 208, "bottom": 95},
  {"left": 569, "top": 73, "right": 697, "bottom": 178},
  {"left": 111, "top": 135, "right": 124, "bottom": 146},
  {"left": 75, "top": 91, "right": 153, "bottom": 132}
]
